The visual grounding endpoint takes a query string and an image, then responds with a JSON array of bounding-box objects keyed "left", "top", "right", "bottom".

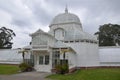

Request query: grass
[
  {"left": 0, "top": 64, "right": 20, "bottom": 75},
  {"left": 47, "top": 68, "right": 120, "bottom": 80}
]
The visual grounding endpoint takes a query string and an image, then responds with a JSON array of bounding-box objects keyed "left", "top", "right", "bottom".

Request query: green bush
[
  {"left": 55, "top": 64, "right": 62, "bottom": 74},
  {"left": 61, "top": 64, "right": 69, "bottom": 74},
  {"left": 19, "top": 63, "right": 33, "bottom": 72},
  {"left": 55, "top": 64, "right": 69, "bottom": 74}
]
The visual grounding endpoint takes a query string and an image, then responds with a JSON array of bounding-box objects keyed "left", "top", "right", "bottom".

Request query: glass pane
[
  {"left": 52, "top": 51, "right": 60, "bottom": 68},
  {"left": 39, "top": 56, "right": 43, "bottom": 64},
  {"left": 45, "top": 55, "right": 49, "bottom": 65}
]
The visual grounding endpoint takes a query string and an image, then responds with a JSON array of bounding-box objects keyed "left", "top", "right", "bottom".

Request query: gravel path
[{"left": 0, "top": 72, "right": 51, "bottom": 80}]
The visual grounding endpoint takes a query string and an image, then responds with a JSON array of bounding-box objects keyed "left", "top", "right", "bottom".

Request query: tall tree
[
  {"left": 95, "top": 23, "right": 120, "bottom": 46},
  {"left": 0, "top": 27, "right": 16, "bottom": 49}
]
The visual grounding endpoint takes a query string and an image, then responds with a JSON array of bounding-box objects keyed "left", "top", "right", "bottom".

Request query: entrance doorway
[{"left": 52, "top": 50, "right": 68, "bottom": 68}]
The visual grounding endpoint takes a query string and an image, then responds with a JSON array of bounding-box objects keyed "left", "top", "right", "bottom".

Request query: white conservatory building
[{"left": 29, "top": 8, "right": 100, "bottom": 72}]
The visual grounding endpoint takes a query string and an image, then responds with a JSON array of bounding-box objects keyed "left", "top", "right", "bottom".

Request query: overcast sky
[{"left": 0, "top": 0, "right": 120, "bottom": 48}]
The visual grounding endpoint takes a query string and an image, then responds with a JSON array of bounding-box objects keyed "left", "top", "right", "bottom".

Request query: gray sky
[{"left": 0, "top": 0, "right": 120, "bottom": 48}]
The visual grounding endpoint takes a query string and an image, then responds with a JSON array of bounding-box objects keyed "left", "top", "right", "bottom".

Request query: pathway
[{"left": 0, "top": 72, "right": 51, "bottom": 80}]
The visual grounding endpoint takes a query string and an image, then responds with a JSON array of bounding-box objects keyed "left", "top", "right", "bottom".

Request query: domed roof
[{"left": 49, "top": 8, "right": 81, "bottom": 27}]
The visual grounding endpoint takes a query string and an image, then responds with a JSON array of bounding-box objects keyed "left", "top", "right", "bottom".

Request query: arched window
[{"left": 54, "top": 28, "right": 65, "bottom": 40}]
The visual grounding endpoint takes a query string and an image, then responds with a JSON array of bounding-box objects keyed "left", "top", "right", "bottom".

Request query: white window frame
[{"left": 39, "top": 55, "right": 49, "bottom": 65}]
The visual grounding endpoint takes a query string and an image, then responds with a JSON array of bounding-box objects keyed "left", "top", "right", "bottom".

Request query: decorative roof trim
[
  {"left": 29, "top": 29, "right": 56, "bottom": 39},
  {"left": 49, "top": 22, "right": 81, "bottom": 27}
]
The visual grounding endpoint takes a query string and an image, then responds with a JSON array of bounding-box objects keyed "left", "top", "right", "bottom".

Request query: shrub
[
  {"left": 55, "top": 64, "right": 69, "bottom": 74},
  {"left": 19, "top": 62, "right": 33, "bottom": 72},
  {"left": 61, "top": 64, "right": 69, "bottom": 74},
  {"left": 55, "top": 64, "right": 62, "bottom": 74}
]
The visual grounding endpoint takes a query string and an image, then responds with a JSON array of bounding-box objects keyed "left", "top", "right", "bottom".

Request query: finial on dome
[{"left": 65, "top": 5, "right": 68, "bottom": 13}]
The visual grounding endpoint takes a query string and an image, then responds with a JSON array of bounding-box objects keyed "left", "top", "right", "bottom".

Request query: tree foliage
[
  {"left": 95, "top": 23, "right": 120, "bottom": 46},
  {"left": 0, "top": 27, "right": 16, "bottom": 49}
]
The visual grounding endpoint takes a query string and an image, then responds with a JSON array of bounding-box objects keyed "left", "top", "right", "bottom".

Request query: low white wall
[
  {"left": 68, "top": 52, "right": 77, "bottom": 69},
  {"left": 0, "top": 49, "right": 23, "bottom": 64},
  {"left": 99, "top": 46, "right": 120, "bottom": 66},
  {"left": 66, "top": 42, "right": 100, "bottom": 67},
  {"left": 1, "top": 46, "right": 120, "bottom": 67}
]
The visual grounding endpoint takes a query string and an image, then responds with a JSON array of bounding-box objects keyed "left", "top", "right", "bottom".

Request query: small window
[
  {"left": 95, "top": 42, "right": 98, "bottom": 44},
  {"left": 64, "top": 41, "right": 68, "bottom": 43},
  {"left": 39, "top": 56, "right": 43, "bottom": 64},
  {"left": 45, "top": 55, "right": 49, "bottom": 65},
  {"left": 54, "top": 28, "right": 65, "bottom": 40},
  {"left": 81, "top": 40, "right": 84, "bottom": 42},
  {"left": 90, "top": 41, "right": 93, "bottom": 43},
  {"left": 75, "top": 40, "right": 79, "bottom": 42},
  {"left": 70, "top": 41, "right": 73, "bottom": 43},
  {"left": 86, "top": 40, "right": 89, "bottom": 43}
]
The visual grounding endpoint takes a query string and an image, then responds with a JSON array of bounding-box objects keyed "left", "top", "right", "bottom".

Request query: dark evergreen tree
[
  {"left": 95, "top": 23, "right": 120, "bottom": 46},
  {"left": 0, "top": 27, "right": 16, "bottom": 49}
]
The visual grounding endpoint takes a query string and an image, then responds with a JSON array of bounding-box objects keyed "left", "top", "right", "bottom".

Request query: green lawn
[
  {"left": 47, "top": 68, "right": 120, "bottom": 80},
  {"left": 0, "top": 64, "right": 20, "bottom": 75}
]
